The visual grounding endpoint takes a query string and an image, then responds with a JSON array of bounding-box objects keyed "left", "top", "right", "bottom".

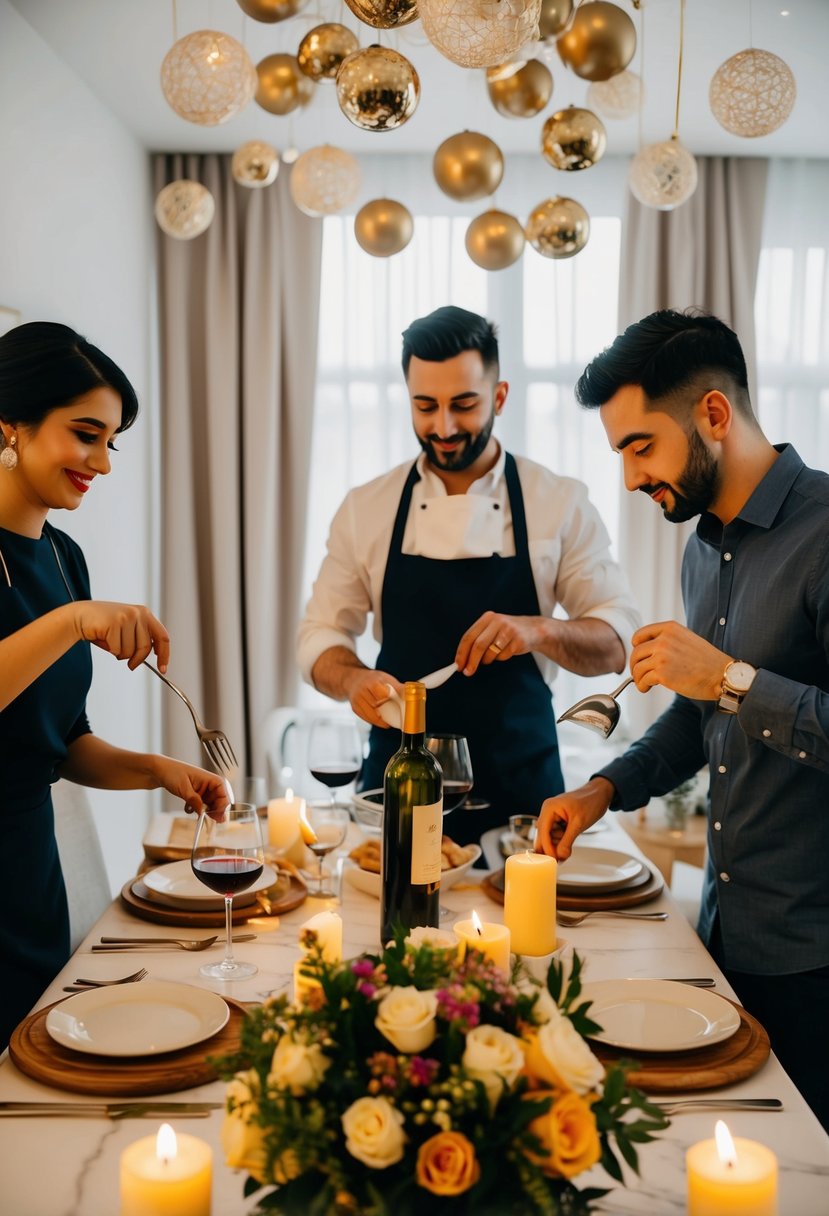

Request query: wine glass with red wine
[
  {"left": 191, "top": 803, "right": 264, "bottom": 979},
  {"left": 424, "top": 734, "right": 474, "bottom": 815},
  {"left": 308, "top": 717, "right": 363, "bottom": 808}
]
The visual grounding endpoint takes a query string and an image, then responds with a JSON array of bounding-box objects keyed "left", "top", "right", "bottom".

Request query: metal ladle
[{"left": 556, "top": 676, "right": 634, "bottom": 739}]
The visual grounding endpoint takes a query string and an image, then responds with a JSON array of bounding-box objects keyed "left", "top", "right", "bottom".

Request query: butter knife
[{"left": 0, "top": 1101, "right": 222, "bottom": 1119}]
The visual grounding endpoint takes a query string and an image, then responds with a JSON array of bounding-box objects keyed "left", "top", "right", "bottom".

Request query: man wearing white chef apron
[{"left": 298, "top": 306, "right": 639, "bottom": 845}]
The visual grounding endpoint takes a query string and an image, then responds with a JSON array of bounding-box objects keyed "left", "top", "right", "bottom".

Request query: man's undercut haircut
[
  {"left": 574, "top": 308, "right": 755, "bottom": 421},
  {"left": 401, "top": 305, "right": 500, "bottom": 379}
]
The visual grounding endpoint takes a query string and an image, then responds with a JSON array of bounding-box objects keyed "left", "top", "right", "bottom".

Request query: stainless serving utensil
[
  {"left": 143, "top": 660, "right": 239, "bottom": 777},
  {"left": 651, "top": 1098, "right": 783, "bottom": 1116},
  {"left": 0, "top": 1101, "right": 222, "bottom": 1119},
  {"left": 92, "top": 933, "right": 257, "bottom": 952},
  {"left": 556, "top": 676, "right": 634, "bottom": 739},
  {"left": 556, "top": 909, "right": 668, "bottom": 926}
]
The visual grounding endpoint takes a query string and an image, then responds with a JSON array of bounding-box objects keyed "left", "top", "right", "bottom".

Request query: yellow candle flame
[
  {"left": 471, "top": 909, "right": 483, "bottom": 936},
  {"left": 715, "top": 1120, "right": 737, "bottom": 1168},
  {"left": 156, "top": 1122, "right": 177, "bottom": 1163},
  {"left": 298, "top": 804, "right": 318, "bottom": 846}
]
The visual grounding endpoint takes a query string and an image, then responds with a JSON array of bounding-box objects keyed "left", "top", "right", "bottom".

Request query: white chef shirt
[{"left": 297, "top": 446, "right": 641, "bottom": 685}]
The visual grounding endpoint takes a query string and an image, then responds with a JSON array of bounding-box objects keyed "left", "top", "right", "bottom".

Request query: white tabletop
[{"left": 1, "top": 817, "right": 827, "bottom": 1215}]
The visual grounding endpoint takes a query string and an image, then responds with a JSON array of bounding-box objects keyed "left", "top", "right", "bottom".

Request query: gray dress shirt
[{"left": 599, "top": 445, "right": 829, "bottom": 975}]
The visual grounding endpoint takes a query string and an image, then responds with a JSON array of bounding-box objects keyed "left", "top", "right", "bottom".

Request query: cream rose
[
  {"left": 405, "top": 926, "right": 459, "bottom": 955},
  {"left": 462, "top": 1024, "right": 526, "bottom": 1109},
  {"left": 517, "top": 978, "right": 562, "bottom": 1026},
  {"left": 375, "top": 986, "right": 438, "bottom": 1053},
  {"left": 526, "top": 1017, "right": 604, "bottom": 1096},
  {"left": 341, "top": 1096, "right": 407, "bottom": 1169},
  {"left": 221, "top": 1070, "right": 269, "bottom": 1183},
  {"left": 268, "top": 1034, "right": 331, "bottom": 1096}
]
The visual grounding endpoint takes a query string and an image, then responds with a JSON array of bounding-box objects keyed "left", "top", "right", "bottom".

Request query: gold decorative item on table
[
  {"left": 541, "top": 105, "right": 606, "bottom": 170},
  {"left": 487, "top": 59, "right": 553, "bottom": 119},
  {"left": 587, "top": 69, "right": 642, "bottom": 119},
  {"left": 709, "top": 48, "right": 796, "bottom": 137},
  {"left": 342, "top": 0, "right": 419, "bottom": 29},
  {"left": 235, "top": 0, "right": 309, "bottom": 21},
  {"left": 289, "top": 146, "right": 361, "bottom": 216},
  {"left": 539, "top": 0, "right": 573, "bottom": 39},
  {"left": 525, "top": 196, "right": 590, "bottom": 259},
  {"left": 298, "top": 24, "right": 360, "bottom": 82},
  {"left": 336, "top": 45, "right": 420, "bottom": 131},
  {"left": 231, "top": 140, "right": 280, "bottom": 188},
  {"left": 419, "top": 0, "right": 542, "bottom": 70},
  {"left": 556, "top": 1, "right": 636, "bottom": 82},
  {"left": 354, "top": 199, "right": 414, "bottom": 256},
  {"left": 154, "top": 181, "right": 215, "bottom": 240},
  {"left": 256, "top": 53, "right": 315, "bottom": 115},
  {"left": 629, "top": 136, "right": 698, "bottom": 210},
  {"left": 160, "top": 30, "right": 257, "bottom": 126},
  {"left": 465, "top": 210, "right": 525, "bottom": 270},
  {"left": 433, "top": 131, "right": 504, "bottom": 201}
]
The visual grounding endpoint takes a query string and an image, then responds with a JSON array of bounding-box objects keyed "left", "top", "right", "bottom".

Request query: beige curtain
[
  {"left": 617, "top": 156, "right": 768, "bottom": 735},
  {"left": 154, "top": 154, "right": 323, "bottom": 777}
]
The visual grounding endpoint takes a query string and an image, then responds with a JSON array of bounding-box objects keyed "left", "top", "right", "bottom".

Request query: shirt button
[
  {"left": 718, "top": 764, "right": 727, "bottom": 773},
  {"left": 714, "top": 821, "right": 722, "bottom": 831},
  {"left": 720, "top": 872, "right": 730, "bottom": 882},
  {"left": 493, "top": 502, "right": 500, "bottom": 510},
  {"left": 763, "top": 729, "right": 771, "bottom": 738},
  {"left": 723, "top": 552, "right": 732, "bottom": 562},
  {"left": 799, "top": 751, "right": 807, "bottom": 759},
  {"left": 719, "top": 617, "right": 726, "bottom": 626}
]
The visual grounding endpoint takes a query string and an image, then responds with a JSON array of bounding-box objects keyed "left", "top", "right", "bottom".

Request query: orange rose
[
  {"left": 416, "top": 1132, "right": 481, "bottom": 1196},
  {"left": 524, "top": 1090, "right": 601, "bottom": 1180}
]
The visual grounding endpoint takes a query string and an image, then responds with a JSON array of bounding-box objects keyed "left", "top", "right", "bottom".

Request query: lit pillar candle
[
  {"left": 687, "top": 1121, "right": 778, "bottom": 1216},
  {"left": 503, "top": 852, "right": 557, "bottom": 956},
  {"left": 120, "top": 1124, "right": 212, "bottom": 1216},
  {"left": 453, "top": 910, "right": 511, "bottom": 975},
  {"left": 300, "top": 910, "right": 343, "bottom": 961},
  {"left": 266, "top": 789, "right": 308, "bottom": 866}
]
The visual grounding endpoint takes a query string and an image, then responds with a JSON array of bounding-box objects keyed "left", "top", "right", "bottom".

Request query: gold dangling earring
[{"left": 0, "top": 434, "right": 17, "bottom": 471}]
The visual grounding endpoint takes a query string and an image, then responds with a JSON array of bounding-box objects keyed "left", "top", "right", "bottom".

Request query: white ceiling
[{"left": 9, "top": 0, "right": 828, "bottom": 159}]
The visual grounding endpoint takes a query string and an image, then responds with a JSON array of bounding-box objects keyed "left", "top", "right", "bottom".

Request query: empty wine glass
[
  {"left": 191, "top": 803, "right": 264, "bottom": 979},
  {"left": 424, "top": 734, "right": 473, "bottom": 815},
  {"left": 308, "top": 717, "right": 363, "bottom": 808},
  {"left": 304, "top": 804, "right": 350, "bottom": 898}
]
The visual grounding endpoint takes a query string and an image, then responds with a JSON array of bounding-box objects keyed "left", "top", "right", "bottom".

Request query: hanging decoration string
[
  {"left": 637, "top": 0, "right": 646, "bottom": 151},
  {"left": 673, "top": 0, "right": 685, "bottom": 139},
  {"left": 171, "top": 0, "right": 178, "bottom": 44}
]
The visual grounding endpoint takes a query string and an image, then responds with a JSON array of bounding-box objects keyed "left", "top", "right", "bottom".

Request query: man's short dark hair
[
  {"left": 401, "top": 306, "right": 499, "bottom": 378},
  {"left": 575, "top": 308, "right": 754, "bottom": 420}
]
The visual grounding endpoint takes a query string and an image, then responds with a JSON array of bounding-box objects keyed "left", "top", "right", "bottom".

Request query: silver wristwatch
[{"left": 718, "top": 660, "right": 757, "bottom": 714}]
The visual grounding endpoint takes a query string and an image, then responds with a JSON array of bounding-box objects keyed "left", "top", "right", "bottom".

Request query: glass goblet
[
  {"left": 191, "top": 803, "right": 264, "bottom": 979},
  {"left": 424, "top": 734, "right": 473, "bottom": 815},
  {"left": 304, "top": 804, "right": 350, "bottom": 898},
  {"left": 308, "top": 717, "right": 363, "bottom": 808}
]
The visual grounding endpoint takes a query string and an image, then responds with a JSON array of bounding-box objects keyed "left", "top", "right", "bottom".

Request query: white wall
[{"left": 0, "top": 0, "right": 158, "bottom": 892}]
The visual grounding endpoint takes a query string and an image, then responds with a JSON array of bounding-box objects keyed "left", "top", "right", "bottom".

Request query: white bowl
[
  {"left": 351, "top": 788, "right": 383, "bottom": 835},
  {"left": 344, "top": 843, "right": 481, "bottom": 898}
]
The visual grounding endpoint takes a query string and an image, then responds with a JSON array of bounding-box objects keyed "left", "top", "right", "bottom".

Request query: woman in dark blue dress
[{"left": 0, "top": 322, "right": 228, "bottom": 1050}]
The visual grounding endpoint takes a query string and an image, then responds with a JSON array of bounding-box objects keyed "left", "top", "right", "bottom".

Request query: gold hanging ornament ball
[
  {"left": 587, "top": 69, "right": 642, "bottom": 119},
  {"left": 231, "top": 140, "right": 280, "bottom": 188},
  {"left": 289, "top": 145, "right": 361, "bottom": 216},
  {"left": 541, "top": 105, "right": 606, "bottom": 170},
  {"left": 556, "top": 1, "right": 636, "bottom": 82},
  {"left": 487, "top": 59, "right": 553, "bottom": 119},
  {"left": 465, "top": 210, "right": 525, "bottom": 270},
  {"left": 155, "top": 180, "right": 216, "bottom": 240},
  {"left": 539, "top": 0, "right": 573, "bottom": 40},
  {"left": 628, "top": 138, "right": 698, "bottom": 210},
  {"left": 342, "top": 0, "right": 419, "bottom": 30},
  {"left": 160, "top": 30, "right": 257, "bottom": 126},
  {"left": 235, "top": 0, "right": 309, "bottom": 22},
  {"left": 526, "top": 195, "right": 590, "bottom": 258},
  {"left": 433, "top": 131, "right": 504, "bottom": 201},
  {"left": 336, "top": 45, "right": 420, "bottom": 131},
  {"left": 709, "top": 48, "right": 796, "bottom": 138},
  {"left": 298, "top": 24, "right": 360, "bottom": 82},
  {"left": 419, "top": 0, "right": 542, "bottom": 70},
  {"left": 354, "top": 199, "right": 414, "bottom": 256},
  {"left": 256, "top": 53, "right": 315, "bottom": 114}
]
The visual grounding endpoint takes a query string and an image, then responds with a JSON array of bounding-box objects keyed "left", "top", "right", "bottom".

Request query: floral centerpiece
[{"left": 215, "top": 927, "right": 669, "bottom": 1215}]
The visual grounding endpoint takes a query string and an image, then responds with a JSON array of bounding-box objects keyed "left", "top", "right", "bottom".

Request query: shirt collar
[
  {"left": 415, "top": 441, "right": 505, "bottom": 497},
  {"left": 696, "top": 443, "right": 803, "bottom": 545}
]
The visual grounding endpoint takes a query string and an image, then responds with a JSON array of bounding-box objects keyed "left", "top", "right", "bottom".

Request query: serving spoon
[{"left": 556, "top": 676, "right": 634, "bottom": 739}]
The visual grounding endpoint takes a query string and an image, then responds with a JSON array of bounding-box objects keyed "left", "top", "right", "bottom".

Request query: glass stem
[{"left": 223, "top": 895, "right": 235, "bottom": 967}]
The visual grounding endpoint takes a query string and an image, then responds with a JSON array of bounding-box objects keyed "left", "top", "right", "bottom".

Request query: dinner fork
[
  {"left": 143, "top": 661, "right": 239, "bottom": 777},
  {"left": 64, "top": 968, "right": 148, "bottom": 992},
  {"left": 651, "top": 1098, "right": 783, "bottom": 1116},
  {"left": 93, "top": 934, "right": 256, "bottom": 952},
  {"left": 556, "top": 909, "right": 668, "bottom": 926}
]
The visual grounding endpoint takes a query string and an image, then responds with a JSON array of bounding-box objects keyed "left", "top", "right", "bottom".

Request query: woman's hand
[
  {"left": 153, "top": 758, "right": 230, "bottom": 821},
  {"left": 74, "top": 601, "right": 171, "bottom": 672}
]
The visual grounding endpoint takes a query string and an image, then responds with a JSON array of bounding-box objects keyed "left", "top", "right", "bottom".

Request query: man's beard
[
  {"left": 419, "top": 406, "right": 496, "bottom": 472},
  {"left": 641, "top": 429, "right": 719, "bottom": 523}
]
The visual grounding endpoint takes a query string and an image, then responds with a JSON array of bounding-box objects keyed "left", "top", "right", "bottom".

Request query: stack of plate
[
  {"left": 580, "top": 979, "right": 741, "bottom": 1054},
  {"left": 135, "top": 860, "right": 277, "bottom": 913},
  {"left": 556, "top": 846, "right": 648, "bottom": 897}
]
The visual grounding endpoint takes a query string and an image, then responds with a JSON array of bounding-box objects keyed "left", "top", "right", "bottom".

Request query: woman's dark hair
[
  {"left": 0, "top": 322, "right": 139, "bottom": 432},
  {"left": 401, "top": 306, "right": 500, "bottom": 378},
  {"left": 575, "top": 308, "right": 753, "bottom": 419}
]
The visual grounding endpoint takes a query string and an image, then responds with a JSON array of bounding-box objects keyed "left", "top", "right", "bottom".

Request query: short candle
[
  {"left": 687, "top": 1121, "right": 778, "bottom": 1216},
  {"left": 503, "top": 851, "right": 557, "bottom": 956},
  {"left": 120, "top": 1123, "right": 212, "bottom": 1216},
  {"left": 453, "top": 910, "right": 511, "bottom": 975},
  {"left": 300, "top": 910, "right": 343, "bottom": 962},
  {"left": 267, "top": 789, "right": 307, "bottom": 865}
]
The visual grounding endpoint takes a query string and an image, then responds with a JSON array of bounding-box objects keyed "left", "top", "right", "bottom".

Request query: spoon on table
[
  {"left": 556, "top": 676, "right": 634, "bottom": 739},
  {"left": 379, "top": 663, "right": 459, "bottom": 727}
]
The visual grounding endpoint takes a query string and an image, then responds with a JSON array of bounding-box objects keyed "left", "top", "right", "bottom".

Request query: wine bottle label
[{"left": 410, "top": 799, "right": 443, "bottom": 885}]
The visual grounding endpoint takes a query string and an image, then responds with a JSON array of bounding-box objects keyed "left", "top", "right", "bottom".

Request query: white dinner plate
[
  {"left": 556, "top": 847, "right": 645, "bottom": 893},
  {"left": 580, "top": 979, "right": 741, "bottom": 1052},
  {"left": 344, "top": 844, "right": 481, "bottom": 898},
  {"left": 46, "top": 981, "right": 230, "bottom": 1057},
  {"left": 141, "top": 859, "right": 276, "bottom": 909}
]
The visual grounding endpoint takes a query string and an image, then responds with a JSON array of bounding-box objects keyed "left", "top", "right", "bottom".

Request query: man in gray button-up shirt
[{"left": 536, "top": 309, "right": 829, "bottom": 1133}]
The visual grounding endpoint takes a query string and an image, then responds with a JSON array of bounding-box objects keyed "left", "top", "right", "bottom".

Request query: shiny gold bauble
[
  {"left": 160, "top": 30, "right": 257, "bottom": 126},
  {"left": 525, "top": 196, "right": 590, "bottom": 258},
  {"left": 298, "top": 24, "right": 360, "bottom": 82},
  {"left": 256, "top": 53, "right": 315, "bottom": 114},
  {"left": 539, "top": 0, "right": 573, "bottom": 40},
  {"left": 556, "top": 1, "right": 636, "bottom": 83},
  {"left": 342, "top": 0, "right": 419, "bottom": 30},
  {"left": 487, "top": 59, "right": 553, "bottom": 119},
  {"left": 465, "top": 210, "right": 525, "bottom": 270},
  {"left": 231, "top": 140, "right": 280, "bottom": 188},
  {"left": 709, "top": 48, "right": 796, "bottom": 138},
  {"left": 354, "top": 199, "right": 414, "bottom": 256},
  {"left": 541, "top": 106, "right": 606, "bottom": 170},
  {"left": 236, "top": 0, "right": 309, "bottom": 21},
  {"left": 155, "top": 180, "right": 215, "bottom": 239},
  {"left": 290, "top": 146, "right": 361, "bottom": 216},
  {"left": 433, "top": 131, "right": 504, "bottom": 201},
  {"left": 336, "top": 45, "right": 420, "bottom": 131},
  {"left": 420, "top": 0, "right": 542, "bottom": 70}
]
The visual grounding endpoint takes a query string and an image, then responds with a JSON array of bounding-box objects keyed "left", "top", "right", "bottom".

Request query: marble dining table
[{"left": 1, "top": 815, "right": 828, "bottom": 1216}]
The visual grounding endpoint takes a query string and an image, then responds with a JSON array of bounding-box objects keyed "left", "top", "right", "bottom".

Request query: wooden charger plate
[
  {"left": 121, "top": 871, "right": 307, "bottom": 927},
  {"left": 591, "top": 998, "right": 770, "bottom": 1093},
  {"left": 10, "top": 997, "right": 247, "bottom": 1096},
  {"left": 481, "top": 864, "right": 664, "bottom": 910}
]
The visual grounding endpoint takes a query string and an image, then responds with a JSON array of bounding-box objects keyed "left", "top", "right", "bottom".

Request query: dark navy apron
[{"left": 360, "top": 454, "right": 564, "bottom": 846}]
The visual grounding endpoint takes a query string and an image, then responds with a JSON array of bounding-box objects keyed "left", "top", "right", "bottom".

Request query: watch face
[{"left": 726, "top": 661, "right": 756, "bottom": 693}]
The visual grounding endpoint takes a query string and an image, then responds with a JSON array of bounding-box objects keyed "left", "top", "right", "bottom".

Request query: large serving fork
[{"left": 143, "top": 661, "right": 239, "bottom": 777}]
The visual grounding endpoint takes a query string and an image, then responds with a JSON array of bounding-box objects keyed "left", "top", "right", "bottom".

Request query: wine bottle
[{"left": 381, "top": 681, "right": 443, "bottom": 944}]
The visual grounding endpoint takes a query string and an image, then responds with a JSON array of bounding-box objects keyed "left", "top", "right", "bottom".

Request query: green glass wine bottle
[{"left": 381, "top": 681, "right": 443, "bottom": 944}]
